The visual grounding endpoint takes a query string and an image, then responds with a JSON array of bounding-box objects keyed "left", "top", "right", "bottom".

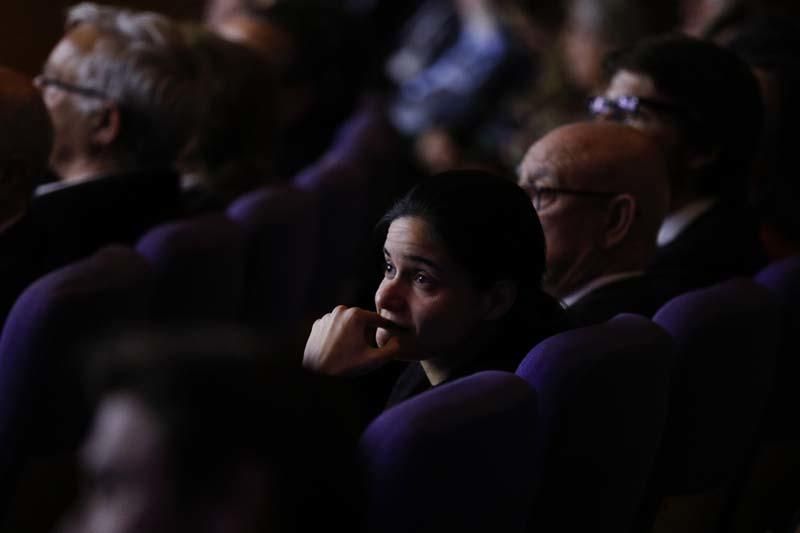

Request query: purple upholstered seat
[
  {"left": 136, "top": 213, "right": 245, "bottom": 323},
  {"left": 727, "top": 256, "right": 800, "bottom": 533},
  {"left": 359, "top": 371, "right": 539, "bottom": 533},
  {"left": 516, "top": 313, "right": 673, "bottom": 532},
  {"left": 0, "top": 246, "right": 152, "bottom": 512},
  {"left": 227, "top": 185, "right": 320, "bottom": 325},
  {"left": 646, "top": 278, "right": 780, "bottom": 533}
]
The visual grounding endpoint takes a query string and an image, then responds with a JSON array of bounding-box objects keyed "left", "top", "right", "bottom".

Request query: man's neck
[{"left": 55, "top": 157, "right": 123, "bottom": 184}]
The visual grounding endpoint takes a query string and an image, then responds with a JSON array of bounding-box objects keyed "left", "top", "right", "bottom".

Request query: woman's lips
[{"left": 375, "top": 320, "right": 411, "bottom": 348}]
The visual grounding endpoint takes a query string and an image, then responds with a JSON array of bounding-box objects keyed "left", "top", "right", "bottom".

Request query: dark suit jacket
[
  {"left": 0, "top": 215, "right": 49, "bottom": 330},
  {"left": 649, "top": 201, "right": 766, "bottom": 292},
  {"left": 566, "top": 274, "right": 683, "bottom": 327},
  {"left": 31, "top": 170, "right": 180, "bottom": 266}
]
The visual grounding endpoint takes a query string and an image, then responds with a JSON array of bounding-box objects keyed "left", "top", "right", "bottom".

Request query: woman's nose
[{"left": 375, "top": 276, "right": 406, "bottom": 312}]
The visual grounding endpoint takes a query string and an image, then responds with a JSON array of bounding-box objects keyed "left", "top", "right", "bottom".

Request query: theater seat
[
  {"left": 0, "top": 246, "right": 152, "bottom": 528},
  {"left": 516, "top": 313, "right": 673, "bottom": 533},
  {"left": 359, "top": 371, "right": 539, "bottom": 533},
  {"left": 136, "top": 213, "right": 245, "bottom": 323},
  {"left": 646, "top": 278, "right": 779, "bottom": 533},
  {"left": 227, "top": 185, "right": 320, "bottom": 326},
  {"left": 725, "top": 256, "right": 800, "bottom": 533}
]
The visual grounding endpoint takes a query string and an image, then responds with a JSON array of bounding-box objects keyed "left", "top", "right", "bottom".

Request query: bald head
[
  {"left": 0, "top": 67, "right": 53, "bottom": 223},
  {"left": 518, "top": 121, "right": 670, "bottom": 296}
]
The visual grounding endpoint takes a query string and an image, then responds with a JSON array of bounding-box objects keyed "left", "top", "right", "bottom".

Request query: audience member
[
  {"left": 303, "top": 170, "right": 569, "bottom": 408},
  {"left": 32, "top": 3, "right": 201, "bottom": 265},
  {"left": 0, "top": 67, "right": 53, "bottom": 329},
  {"left": 593, "top": 34, "right": 766, "bottom": 291},
  {"left": 58, "top": 328, "right": 364, "bottom": 533},
  {"left": 177, "top": 25, "right": 279, "bottom": 213},
  {"left": 518, "top": 121, "right": 677, "bottom": 325},
  {"left": 211, "top": 1, "right": 365, "bottom": 178}
]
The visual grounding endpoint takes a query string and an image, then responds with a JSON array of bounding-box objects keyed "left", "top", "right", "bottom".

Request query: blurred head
[
  {"left": 374, "top": 170, "right": 563, "bottom": 363},
  {"left": 595, "top": 34, "right": 763, "bottom": 209},
  {"left": 178, "top": 25, "right": 278, "bottom": 201},
  {"left": 0, "top": 67, "right": 53, "bottom": 224},
  {"left": 561, "top": 0, "right": 680, "bottom": 91},
  {"left": 38, "top": 3, "right": 201, "bottom": 182},
  {"left": 518, "top": 122, "right": 670, "bottom": 297},
  {"left": 63, "top": 328, "right": 362, "bottom": 533}
]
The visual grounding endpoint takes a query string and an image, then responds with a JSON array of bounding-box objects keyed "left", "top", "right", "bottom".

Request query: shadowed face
[
  {"left": 62, "top": 393, "right": 180, "bottom": 533},
  {"left": 374, "top": 216, "right": 494, "bottom": 360},
  {"left": 38, "top": 24, "right": 101, "bottom": 180}
]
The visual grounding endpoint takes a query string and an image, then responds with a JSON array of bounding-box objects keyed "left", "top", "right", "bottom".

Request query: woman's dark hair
[
  {"left": 377, "top": 169, "right": 568, "bottom": 355},
  {"left": 603, "top": 34, "right": 763, "bottom": 201}
]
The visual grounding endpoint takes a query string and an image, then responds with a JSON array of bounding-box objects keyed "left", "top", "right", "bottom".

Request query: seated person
[
  {"left": 518, "top": 121, "right": 678, "bottom": 325},
  {"left": 177, "top": 25, "right": 279, "bottom": 213},
  {"left": 591, "top": 34, "right": 766, "bottom": 291},
  {"left": 303, "top": 169, "right": 569, "bottom": 408},
  {"left": 32, "top": 3, "right": 201, "bottom": 265},
  {"left": 58, "top": 328, "right": 364, "bottom": 533},
  {"left": 0, "top": 67, "right": 53, "bottom": 329}
]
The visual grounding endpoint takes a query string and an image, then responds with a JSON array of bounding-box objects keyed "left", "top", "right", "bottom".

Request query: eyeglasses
[
  {"left": 521, "top": 183, "right": 618, "bottom": 211},
  {"left": 588, "top": 95, "right": 684, "bottom": 122},
  {"left": 34, "top": 75, "right": 109, "bottom": 100}
]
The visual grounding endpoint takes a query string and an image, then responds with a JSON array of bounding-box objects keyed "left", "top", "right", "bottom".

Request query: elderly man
[
  {"left": 591, "top": 34, "right": 766, "bottom": 291},
  {"left": 0, "top": 67, "right": 53, "bottom": 328},
  {"left": 32, "top": 3, "right": 201, "bottom": 264},
  {"left": 518, "top": 121, "right": 677, "bottom": 325}
]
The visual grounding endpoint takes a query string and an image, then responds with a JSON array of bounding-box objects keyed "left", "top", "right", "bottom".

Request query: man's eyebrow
[{"left": 384, "top": 248, "right": 440, "bottom": 270}]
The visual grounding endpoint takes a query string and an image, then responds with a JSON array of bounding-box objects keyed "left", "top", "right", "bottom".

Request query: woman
[{"left": 304, "top": 169, "right": 568, "bottom": 407}]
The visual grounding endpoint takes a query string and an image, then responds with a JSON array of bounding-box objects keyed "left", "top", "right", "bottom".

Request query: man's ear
[
  {"left": 483, "top": 280, "right": 518, "bottom": 321},
  {"left": 90, "top": 102, "right": 121, "bottom": 147},
  {"left": 603, "top": 193, "right": 636, "bottom": 248}
]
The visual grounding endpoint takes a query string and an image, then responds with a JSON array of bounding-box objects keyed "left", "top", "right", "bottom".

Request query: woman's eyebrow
[{"left": 384, "top": 248, "right": 440, "bottom": 270}]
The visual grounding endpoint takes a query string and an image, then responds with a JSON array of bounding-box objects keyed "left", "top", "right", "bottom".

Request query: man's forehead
[{"left": 46, "top": 24, "right": 99, "bottom": 73}]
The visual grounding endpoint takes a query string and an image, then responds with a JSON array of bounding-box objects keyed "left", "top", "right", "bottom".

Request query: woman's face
[{"left": 374, "top": 216, "right": 494, "bottom": 360}]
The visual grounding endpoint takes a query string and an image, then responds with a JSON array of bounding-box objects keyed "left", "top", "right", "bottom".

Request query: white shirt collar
[
  {"left": 562, "top": 271, "right": 645, "bottom": 308},
  {"left": 657, "top": 198, "right": 717, "bottom": 247}
]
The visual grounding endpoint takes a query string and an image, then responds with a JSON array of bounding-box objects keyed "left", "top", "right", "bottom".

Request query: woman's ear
[
  {"left": 483, "top": 280, "right": 518, "bottom": 321},
  {"left": 603, "top": 193, "right": 636, "bottom": 248}
]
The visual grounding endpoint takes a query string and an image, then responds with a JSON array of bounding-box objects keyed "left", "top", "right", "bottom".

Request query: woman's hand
[{"left": 303, "top": 306, "right": 410, "bottom": 375}]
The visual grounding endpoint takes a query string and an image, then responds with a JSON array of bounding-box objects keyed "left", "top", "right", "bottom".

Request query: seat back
[
  {"left": 516, "top": 313, "right": 673, "bottom": 532},
  {"left": 648, "top": 278, "right": 780, "bottom": 532},
  {"left": 359, "top": 371, "right": 539, "bottom": 533},
  {"left": 227, "top": 186, "right": 320, "bottom": 326},
  {"left": 0, "top": 246, "right": 152, "bottom": 519},
  {"left": 136, "top": 213, "right": 245, "bottom": 323}
]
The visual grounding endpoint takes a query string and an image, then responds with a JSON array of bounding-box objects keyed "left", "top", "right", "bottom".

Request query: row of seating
[{"left": 360, "top": 263, "right": 800, "bottom": 533}]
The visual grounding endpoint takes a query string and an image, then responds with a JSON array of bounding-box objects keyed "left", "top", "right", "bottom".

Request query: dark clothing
[
  {"left": 31, "top": 170, "right": 180, "bottom": 266},
  {"left": 0, "top": 215, "right": 49, "bottom": 330},
  {"left": 566, "top": 274, "right": 683, "bottom": 327},
  {"left": 649, "top": 201, "right": 766, "bottom": 292},
  {"left": 385, "top": 333, "right": 548, "bottom": 409}
]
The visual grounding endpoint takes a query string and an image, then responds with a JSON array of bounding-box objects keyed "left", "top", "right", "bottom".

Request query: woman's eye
[
  {"left": 384, "top": 261, "right": 395, "bottom": 277},
  {"left": 414, "top": 272, "right": 433, "bottom": 286}
]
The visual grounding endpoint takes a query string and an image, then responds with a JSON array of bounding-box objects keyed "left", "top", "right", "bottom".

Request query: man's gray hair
[{"left": 59, "top": 3, "right": 201, "bottom": 169}]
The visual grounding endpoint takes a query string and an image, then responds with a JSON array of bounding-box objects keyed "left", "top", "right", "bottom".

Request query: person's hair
[
  {"left": 61, "top": 3, "right": 202, "bottom": 171},
  {"left": 0, "top": 67, "right": 53, "bottom": 219},
  {"left": 377, "top": 169, "right": 568, "bottom": 355},
  {"left": 86, "top": 327, "right": 363, "bottom": 532},
  {"left": 177, "top": 25, "right": 278, "bottom": 201},
  {"left": 729, "top": 17, "right": 800, "bottom": 244},
  {"left": 603, "top": 34, "right": 763, "bottom": 201},
  {"left": 569, "top": 0, "right": 680, "bottom": 49}
]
